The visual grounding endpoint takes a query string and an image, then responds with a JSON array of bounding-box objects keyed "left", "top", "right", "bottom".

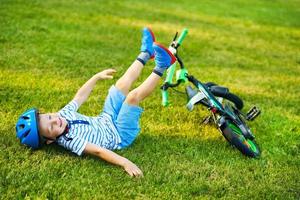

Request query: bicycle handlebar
[
  {"left": 162, "top": 28, "right": 189, "bottom": 106},
  {"left": 176, "top": 28, "right": 188, "bottom": 46}
]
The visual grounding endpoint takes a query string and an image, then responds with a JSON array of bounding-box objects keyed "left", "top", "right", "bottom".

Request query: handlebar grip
[
  {"left": 177, "top": 28, "right": 188, "bottom": 45},
  {"left": 162, "top": 90, "right": 169, "bottom": 106}
]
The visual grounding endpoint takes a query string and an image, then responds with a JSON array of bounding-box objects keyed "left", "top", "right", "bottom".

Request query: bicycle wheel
[
  {"left": 205, "top": 84, "right": 244, "bottom": 110},
  {"left": 222, "top": 92, "right": 244, "bottom": 110},
  {"left": 221, "top": 119, "right": 260, "bottom": 158},
  {"left": 204, "top": 82, "right": 217, "bottom": 88}
]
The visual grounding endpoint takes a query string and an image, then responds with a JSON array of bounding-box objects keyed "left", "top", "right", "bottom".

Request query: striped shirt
[{"left": 57, "top": 100, "right": 121, "bottom": 156}]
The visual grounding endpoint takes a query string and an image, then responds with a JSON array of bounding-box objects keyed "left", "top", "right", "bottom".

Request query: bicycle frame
[
  {"left": 162, "top": 29, "right": 230, "bottom": 117},
  {"left": 185, "top": 75, "right": 248, "bottom": 133},
  {"left": 161, "top": 29, "right": 253, "bottom": 139},
  {"left": 161, "top": 29, "right": 260, "bottom": 157}
]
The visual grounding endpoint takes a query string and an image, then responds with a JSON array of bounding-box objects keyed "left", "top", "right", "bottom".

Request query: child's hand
[
  {"left": 95, "top": 69, "right": 116, "bottom": 80},
  {"left": 123, "top": 160, "right": 143, "bottom": 177}
]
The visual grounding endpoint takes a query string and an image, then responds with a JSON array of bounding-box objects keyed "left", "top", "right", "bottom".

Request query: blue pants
[{"left": 103, "top": 85, "right": 143, "bottom": 148}]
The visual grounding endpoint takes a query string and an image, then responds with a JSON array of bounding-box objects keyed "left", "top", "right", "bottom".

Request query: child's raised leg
[
  {"left": 116, "top": 28, "right": 155, "bottom": 96},
  {"left": 125, "top": 43, "right": 177, "bottom": 106},
  {"left": 115, "top": 42, "right": 176, "bottom": 148}
]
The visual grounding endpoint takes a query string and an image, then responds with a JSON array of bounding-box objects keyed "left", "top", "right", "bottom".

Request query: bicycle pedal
[{"left": 246, "top": 106, "right": 261, "bottom": 121}]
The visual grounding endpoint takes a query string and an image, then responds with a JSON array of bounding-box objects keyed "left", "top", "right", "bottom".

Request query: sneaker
[
  {"left": 141, "top": 27, "right": 155, "bottom": 58},
  {"left": 153, "top": 42, "right": 177, "bottom": 68}
]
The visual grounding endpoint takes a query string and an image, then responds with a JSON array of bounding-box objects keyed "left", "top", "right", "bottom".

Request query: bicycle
[{"left": 161, "top": 29, "right": 261, "bottom": 158}]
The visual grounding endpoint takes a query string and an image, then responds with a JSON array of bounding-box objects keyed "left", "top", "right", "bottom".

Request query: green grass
[{"left": 1, "top": 0, "right": 300, "bottom": 199}]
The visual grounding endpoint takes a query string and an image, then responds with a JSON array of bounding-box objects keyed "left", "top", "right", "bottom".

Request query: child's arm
[
  {"left": 73, "top": 69, "right": 116, "bottom": 107},
  {"left": 84, "top": 143, "right": 143, "bottom": 177}
]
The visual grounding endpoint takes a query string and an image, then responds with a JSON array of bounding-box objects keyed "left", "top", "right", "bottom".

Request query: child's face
[{"left": 38, "top": 113, "right": 68, "bottom": 143}]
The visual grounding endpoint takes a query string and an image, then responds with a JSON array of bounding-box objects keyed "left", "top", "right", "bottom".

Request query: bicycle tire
[
  {"left": 222, "top": 92, "right": 244, "bottom": 110},
  {"left": 221, "top": 120, "right": 260, "bottom": 158},
  {"left": 204, "top": 83, "right": 244, "bottom": 110},
  {"left": 204, "top": 82, "right": 217, "bottom": 87}
]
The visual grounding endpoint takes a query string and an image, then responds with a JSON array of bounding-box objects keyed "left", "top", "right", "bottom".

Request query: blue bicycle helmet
[{"left": 16, "top": 108, "right": 42, "bottom": 149}]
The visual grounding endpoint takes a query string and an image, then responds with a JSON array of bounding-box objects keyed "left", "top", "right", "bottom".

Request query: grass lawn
[{"left": 1, "top": 0, "right": 300, "bottom": 199}]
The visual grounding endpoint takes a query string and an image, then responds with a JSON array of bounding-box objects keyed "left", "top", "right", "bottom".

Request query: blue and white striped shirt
[{"left": 57, "top": 100, "right": 121, "bottom": 156}]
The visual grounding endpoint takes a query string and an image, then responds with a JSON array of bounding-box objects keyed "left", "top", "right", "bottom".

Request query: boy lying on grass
[{"left": 16, "top": 27, "right": 176, "bottom": 177}]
